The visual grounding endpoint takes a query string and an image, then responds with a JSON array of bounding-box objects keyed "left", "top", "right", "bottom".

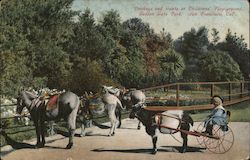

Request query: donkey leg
[
  {"left": 151, "top": 136, "right": 158, "bottom": 154},
  {"left": 180, "top": 133, "right": 188, "bottom": 153},
  {"left": 66, "top": 110, "right": 77, "bottom": 149},
  {"left": 117, "top": 112, "right": 122, "bottom": 128},
  {"left": 80, "top": 123, "right": 86, "bottom": 137},
  {"left": 40, "top": 121, "right": 46, "bottom": 147},
  {"left": 34, "top": 121, "right": 42, "bottom": 148},
  {"left": 137, "top": 121, "right": 141, "bottom": 130},
  {"left": 108, "top": 107, "right": 117, "bottom": 136},
  {"left": 115, "top": 107, "right": 122, "bottom": 128},
  {"left": 109, "top": 119, "right": 116, "bottom": 136},
  {"left": 180, "top": 123, "right": 190, "bottom": 153}
]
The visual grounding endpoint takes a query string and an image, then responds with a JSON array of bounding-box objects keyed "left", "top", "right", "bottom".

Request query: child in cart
[{"left": 203, "top": 95, "right": 229, "bottom": 135}]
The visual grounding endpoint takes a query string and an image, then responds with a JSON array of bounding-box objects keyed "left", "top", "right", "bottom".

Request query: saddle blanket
[{"left": 46, "top": 95, "right": 59, "bottom": 111}]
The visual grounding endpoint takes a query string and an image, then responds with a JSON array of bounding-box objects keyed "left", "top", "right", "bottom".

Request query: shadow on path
[
  {"left": 92, "top": 121, "right": 110, "bottom": 129},
  {"left": 0, "top": 131, "right": 35, "bottom": 150},
  {"left": 92, "top": 146, "right": 205, "bottom": 154}
]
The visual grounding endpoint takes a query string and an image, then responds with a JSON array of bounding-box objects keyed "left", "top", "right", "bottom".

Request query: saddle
[{"left": 45, "top": 94, "right": 59, "bottom": 111}]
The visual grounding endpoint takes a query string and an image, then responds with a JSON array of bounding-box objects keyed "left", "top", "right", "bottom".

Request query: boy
[{"left": 203, "top": 95, "right": 228, "bottom": 135}]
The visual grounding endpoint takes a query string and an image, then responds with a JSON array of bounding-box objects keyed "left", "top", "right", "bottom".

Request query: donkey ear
[
  {"left": 84, "top": 91, "right": 89, "bottom": 99},
  {"left": 19, "top": 87, "right": 24, "bottom": 93}
]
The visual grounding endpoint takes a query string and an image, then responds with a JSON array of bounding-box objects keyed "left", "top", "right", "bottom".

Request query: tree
[
  {"left": 158, "top": 49, "right": 185, "bottom": 83},
  {"left": 0, "top": 0, "right": 77, "bottom": 93},
  {"left": 97, "top": 10, "right": 129, "bottom": 84},
  {"left": 174, "top": 26, "right": 209, "bottom": 57},
  {"left": 217, "top": 29, "right": 249, "bottom": 78},
  {"left": 122, "top": 18, "right": 152, "bottom": 37},
  {"left": 66, "top": 8, "right": 106, "bottom": 60},
  {"left": 174, "top": 26, "right": 209, "bottom": 81},
  {"left": 199, "top": 50, "right": 243, "bottom": 81},
  {"left": 210, "top": 28, "right": 220, "bottom": 48},
  {"left": 69, "top": 57, "right": 113, "bottom": 94},
  {"left": 0, "top": 51, "right": 32, "bottom": 96}
]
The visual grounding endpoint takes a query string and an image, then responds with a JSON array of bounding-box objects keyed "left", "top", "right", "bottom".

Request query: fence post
[
  {"left": 176, "top": 83, "right": 179, "bottom": 106},
  {"left": 240, "top": 82, "right": 244, "bottom": 98},
  {"left": 210, "top": 84, "right": 214, "bottom": 99},
  {"left": 229, "top": 83, "right": 232, "bottom": 101}
]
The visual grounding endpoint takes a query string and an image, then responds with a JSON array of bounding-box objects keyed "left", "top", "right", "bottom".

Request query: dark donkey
[
  {"left": 129, "top": 103, "right": 193, "bottom": 154},
  {"left": 16, "top": 90, "right": 80, "bottom": 149}
]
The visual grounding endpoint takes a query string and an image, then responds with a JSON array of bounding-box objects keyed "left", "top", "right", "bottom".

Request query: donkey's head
[
  {"left": 129, "top": 103, "right": 144, "bottom": 119},
  {"left": 16, "top": 91, "right": 26, "bottom": 115}
]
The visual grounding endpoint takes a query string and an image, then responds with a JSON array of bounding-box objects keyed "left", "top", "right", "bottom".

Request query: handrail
[
  {"left": 142, "top": 81, "right": 250, "bottom": 91},
  {"left": 142, "top": 81, "right": 250, "bottom": 107},
  {"left": 145, "top": 95, "right": 250, "bottom": 111}
]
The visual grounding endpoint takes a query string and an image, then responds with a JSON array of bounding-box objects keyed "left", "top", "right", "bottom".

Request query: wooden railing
[{"left": 142, "top": 81, "right": 250, "bottom": 110}]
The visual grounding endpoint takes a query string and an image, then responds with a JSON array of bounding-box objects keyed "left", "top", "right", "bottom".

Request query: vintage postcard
[{"left": 0, "top": 0, "right": 249, "bottom": 160}]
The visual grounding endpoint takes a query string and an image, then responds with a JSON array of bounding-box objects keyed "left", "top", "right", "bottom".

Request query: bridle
[{"left": 130, "top": 103, "right": 145, "bottom": 119}]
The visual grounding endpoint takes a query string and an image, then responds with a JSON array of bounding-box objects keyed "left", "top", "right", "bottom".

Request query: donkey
[
  {"left": 129, "top": 103, "right": 193, "bottom": 154},
  {"left": 102, "top": 86, "right": 125, "bottom": 136},
  {"left": 16, "top": 90, "right": 80, "bottom": 149},
  {"left": 102, "top": 86, "right": 123, "bottom": 128},
  {"left": 122, "top": 89, "right": 146, "bottom": 129}
]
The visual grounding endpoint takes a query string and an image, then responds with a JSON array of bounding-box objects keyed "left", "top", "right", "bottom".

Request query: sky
[{"left": 72, "top": 0, "right": 249, "bottom": 48}]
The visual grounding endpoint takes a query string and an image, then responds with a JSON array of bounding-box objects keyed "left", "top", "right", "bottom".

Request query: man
[{"left": 203, "top": 95, "right": 229, "bottom": 135}]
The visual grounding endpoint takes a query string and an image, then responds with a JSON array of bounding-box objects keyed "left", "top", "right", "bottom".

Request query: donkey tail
[{"left": 117, "top": 99, "right": 125, "bottom": 110}]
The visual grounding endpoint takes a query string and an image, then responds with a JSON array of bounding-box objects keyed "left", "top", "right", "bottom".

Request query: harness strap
[{"left": 29, "top": 98, "right": 43, "bottom": 111}]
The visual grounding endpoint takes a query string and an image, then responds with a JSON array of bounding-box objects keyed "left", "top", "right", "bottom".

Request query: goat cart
[{"left": 154, "top": 111, "right": 234, "bottom": 154}]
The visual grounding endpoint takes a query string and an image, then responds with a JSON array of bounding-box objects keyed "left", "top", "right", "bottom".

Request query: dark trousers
[{"left": 205, "top": 124, "right": 213, "bottom": 135}]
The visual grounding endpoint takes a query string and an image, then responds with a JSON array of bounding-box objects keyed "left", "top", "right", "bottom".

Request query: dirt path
[{"left": 1, "top": 119, "right": 250, "bottom": 160}]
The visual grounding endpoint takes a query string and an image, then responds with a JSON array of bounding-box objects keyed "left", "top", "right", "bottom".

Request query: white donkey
[
  {"left": 122, "top": 89, "right": 146, "bottom": 129},
  {"left": 102, "top": 86, "right": 125, "bottom": 136}
]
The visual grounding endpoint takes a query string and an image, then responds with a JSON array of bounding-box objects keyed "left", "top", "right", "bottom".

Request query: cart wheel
[
  {"left": 204, "top": 124, "right": 234, "bottom": 154},
  {"left": 195, "top": 122, "right": 207, "bottom": 148}
]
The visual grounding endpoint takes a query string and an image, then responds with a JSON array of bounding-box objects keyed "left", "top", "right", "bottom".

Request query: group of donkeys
[{"left": 16, "top": 86, "right": 193, "bottom": 154}]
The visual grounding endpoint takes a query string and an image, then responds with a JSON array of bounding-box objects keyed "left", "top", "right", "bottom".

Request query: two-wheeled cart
[{"left": 154, "top": 112, "right": 234, "bottom": 154}]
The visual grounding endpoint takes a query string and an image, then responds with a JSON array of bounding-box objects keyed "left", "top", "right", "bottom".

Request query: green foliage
[
  {"left": 199, "top": 50, "right": 243, "bottom": 81},
  {"left": 0, "top": 0, "right": 249, "bottom": 97},
  {"left": 69, "top": 57, "right": 113, "bottom": 94},
  {"left": 158, "top": 49, "right": 185, "bottom": 83},
  {"left": 0, "top": 51, "right": 32, "bottom": 96},
  {"left": 217, "top": 29, "right": 249, "bottom": 78},
  {"left": 210, "top": 28, "right": 220, "bottom": 47},
  {"left": 174, "top": 26, "right": 209, "bottom": 56},
  {"left": 122, "top": 18, "right": 152, "bottom": 37},
  {"left": 66, "top": 8, "right": 106, "bottom": 60},
  {"left": 174, "top": 26, "right": 209, "bottom": 82}
]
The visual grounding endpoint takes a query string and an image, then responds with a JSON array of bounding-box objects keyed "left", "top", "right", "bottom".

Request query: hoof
[
  {"left": 151, "top": 149, "right": 157, "bottom": 154},
  {"left": 137, "top": 126, "right": 141, "bottom": 130},
  {"left": 35, "top": 142, "right": 44, "bottom": 148},
  {"left": 108, "top": 132, "right": 115, "bottom": 136},
  {"left": 80, "top": 133, "right": 86, "bottom": 137},
  {"left": 181, "top": 148, "right": 187, "bottom": 153},
  {"left": 66, "top": 143, "right": 73, "bottom": 149}
]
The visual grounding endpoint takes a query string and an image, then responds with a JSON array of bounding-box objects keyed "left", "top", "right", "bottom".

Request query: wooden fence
[{"left": 142, "top": 81, "right": 250, "bottom": 110}]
